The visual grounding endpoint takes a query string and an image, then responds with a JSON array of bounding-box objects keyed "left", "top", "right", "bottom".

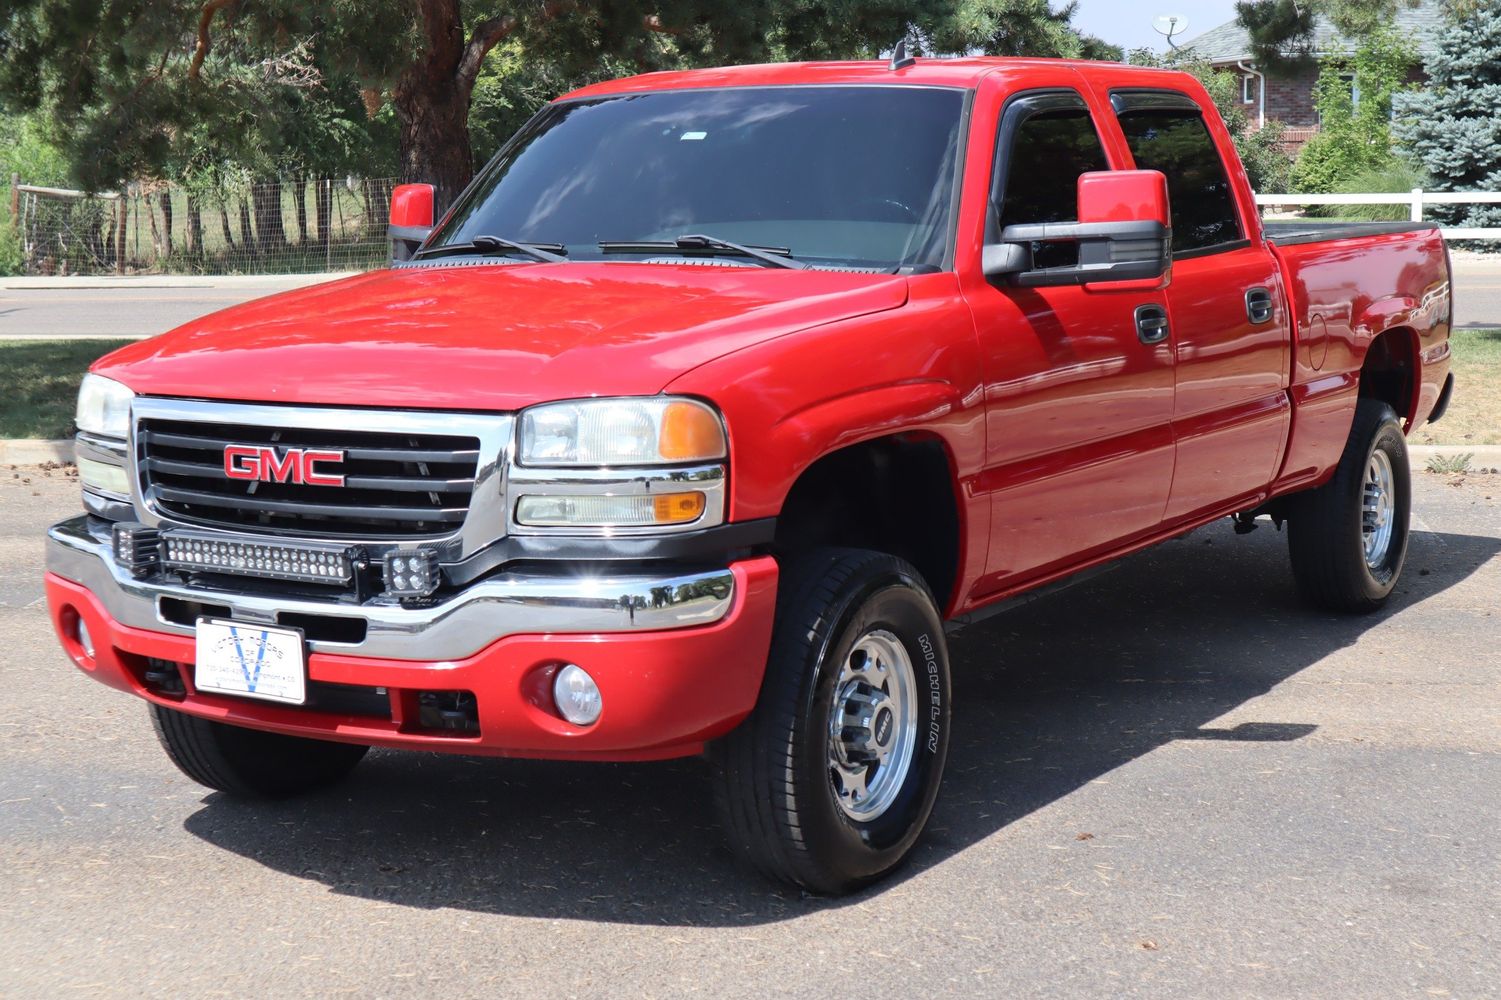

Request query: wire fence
[{"left": 11, "top": 176, "right": 394, "bottom": 276}]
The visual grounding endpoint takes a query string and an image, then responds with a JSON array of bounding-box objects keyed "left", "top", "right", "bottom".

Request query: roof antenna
[{"left": 888, "top": 38, "right": 916, "bottom": 71}]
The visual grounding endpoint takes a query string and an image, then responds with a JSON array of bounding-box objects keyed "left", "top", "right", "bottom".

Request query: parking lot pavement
[{"left": 2, "top": 468, "right": 1498, "bottom": 999}]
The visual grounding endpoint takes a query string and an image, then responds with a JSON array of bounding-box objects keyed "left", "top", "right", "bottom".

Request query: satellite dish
[{"left": 1152, "top": 14, "right": 1190, "bottom": 49}]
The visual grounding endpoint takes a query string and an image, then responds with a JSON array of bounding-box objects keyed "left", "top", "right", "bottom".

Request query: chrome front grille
[{"left": 130, "top": 399, "right": 512, "bottom": 551}]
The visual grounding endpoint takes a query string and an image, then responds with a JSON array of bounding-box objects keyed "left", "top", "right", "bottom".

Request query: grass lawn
[
  {"left": 0, "top": 339, "right": 135, "bottom": 439},
  {"left": 1415, "top": 328, "right": 1501, "bottom": 447}
]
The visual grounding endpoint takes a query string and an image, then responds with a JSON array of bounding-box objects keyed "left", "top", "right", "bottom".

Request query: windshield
[{"left": 430, "top": 86, "right": 967, "bottom": 272}]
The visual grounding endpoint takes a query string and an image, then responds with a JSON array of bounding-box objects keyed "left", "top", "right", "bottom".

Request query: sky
[{"left": 1058, "top": 0, "right": 1243, "bottom": 54}]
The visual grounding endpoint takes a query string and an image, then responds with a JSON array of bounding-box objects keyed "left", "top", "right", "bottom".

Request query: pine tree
[
  {"left": 1235, "top": 0, "right": 1429, "bottom": 68},
  {"left": 1393, "top": 6, "right": 1501, "bottom": 228}
]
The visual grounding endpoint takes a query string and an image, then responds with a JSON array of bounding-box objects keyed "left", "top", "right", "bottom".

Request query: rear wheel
[
  {"left": 150, "top": 704, "right": 368, "bottom": 798},
  {"left": 711, "top": 548, "right": 951, "bottom": 895},
  {"left": 1287, "top": 398, "right": 1411, "bottom": 612}
]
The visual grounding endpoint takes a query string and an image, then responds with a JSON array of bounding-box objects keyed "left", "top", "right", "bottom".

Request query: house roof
[{"left": 1181, "top": 0, "right": 1446, "bottom": 65}]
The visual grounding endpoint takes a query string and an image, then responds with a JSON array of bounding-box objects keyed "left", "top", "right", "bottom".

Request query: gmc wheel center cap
[{"left": 874, "top": 707, "right": 894, "bottom": 747}]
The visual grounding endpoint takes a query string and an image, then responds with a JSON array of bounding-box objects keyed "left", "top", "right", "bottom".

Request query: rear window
[{"left": 1116, "top": 109, "right": 1243, "bottom": 254}]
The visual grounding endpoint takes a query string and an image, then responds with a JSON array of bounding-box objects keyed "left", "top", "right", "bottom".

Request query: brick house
[{"left": 1179, "top": 0, "right": 1445, "bottom": 148}]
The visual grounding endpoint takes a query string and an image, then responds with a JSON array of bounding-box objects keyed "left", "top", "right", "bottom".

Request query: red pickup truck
[{"left": 47, "top": 57, "right": 1453, "bottom": 894}]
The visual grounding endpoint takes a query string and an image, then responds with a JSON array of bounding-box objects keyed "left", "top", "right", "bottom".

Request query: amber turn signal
[
  {"left": 658, "top": 401, "right": 727, "bottom": 462},
  {"left": 653, "top": 491, "right": 707, "bottom": 524}
]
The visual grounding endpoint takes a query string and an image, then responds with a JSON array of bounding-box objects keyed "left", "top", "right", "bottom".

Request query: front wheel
[
  {"left": 150, "top": 704, "right": 368, "bottom": 798},
  {"left": 1287, "top": 398, "right": 1411, "bottom": 612},
  {"left": 711, "top": 549, "right": 951, "bottom": 895}
]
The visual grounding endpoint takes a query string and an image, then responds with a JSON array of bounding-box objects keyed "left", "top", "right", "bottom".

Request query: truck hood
[{"left": 95, "top": 262, "right": 910, "bottom": 410}]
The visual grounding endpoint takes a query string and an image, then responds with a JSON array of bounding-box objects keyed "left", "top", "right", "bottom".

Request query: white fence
[{"left": 1255, "top": 190, "right": 1501, "bottom": 240}]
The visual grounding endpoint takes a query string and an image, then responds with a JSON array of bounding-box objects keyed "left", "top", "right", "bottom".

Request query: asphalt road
[
  {"left": 1454, "top": 258, "right": 1501, "bottom": 329},
  {"left": 2, "top": 469, "right": 1499, "bottom": 998},
  {"left": 0, "top": 276, "right": 345, "bottom": 340},
  {"left": 1, "top": 256, "right": 1500, "bottom": 339}
]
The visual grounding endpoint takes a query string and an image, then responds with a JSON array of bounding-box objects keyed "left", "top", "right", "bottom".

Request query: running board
[{"left": 944, "top": 560, "right": 1123, "bottom": 636}]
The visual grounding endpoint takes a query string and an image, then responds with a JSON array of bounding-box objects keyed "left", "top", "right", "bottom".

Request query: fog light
[
  {"left": 76, "top": 618, "right": 95, "bottom": 660},
  {"left": 111, "top": 522, "right": 160, "bottom": 575},
  {"left": 552, "top": 664, "right": 602, "bottom": 726},
  {"left": 383, "top": 548, "right": 440, "bottom": 598}
]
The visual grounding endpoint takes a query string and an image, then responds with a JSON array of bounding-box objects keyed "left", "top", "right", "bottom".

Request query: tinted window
[
  {"left": 433, "top": 87, "right": 966, "bottom": 271},
  {"left": 996, "top": 108, "right": 1108, "bottom": 269},
  {"left": 997, "top": 109, "right": 1108, "bottom": 228},
  {"left": 1116, "top": 110, "right": 1243, "bottom": 253}
]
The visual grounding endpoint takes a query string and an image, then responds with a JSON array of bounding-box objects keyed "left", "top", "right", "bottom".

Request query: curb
[
  {"left": 1409, "top": 444, "right": 1501, "bottom": 469},
  {"left": 0, "top": 439, "right": 73, "bottom": 465},
  {"left": 0, "top": 272, "right": 358, "bottom": 291}
]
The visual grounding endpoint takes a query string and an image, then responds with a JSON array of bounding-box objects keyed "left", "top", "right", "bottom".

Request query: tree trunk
[
  {"left": 391, "top": 3, "right": 516, "bottom": 214},
  {"left": 114, "top": 198, "right": 127, "bottom": 274},
  {"left": 158, "top": 192, "right": 175, "bottom": 257},
  {"left": 395, "top": 87, "right": 474, "bottom": 214},
  {"left": 238, "top": 199, "right": 255, "bottom": 256},
  {"left": 186, "top": 195, "right": 205, "bottom": 256},
  {"left": 314, "top": 176, "right": 332, "bottom": 247},
  {"left": 251, "top": 180, "right": 287, "bottom": 252},
  {"left": 218, "top": 200, "right": 237, "bottom": 251},
  {"left": 292, "top": 177, "right": 309, "bottom": 245},
  {"left": 146, "top": 197, "right": 164, "bottom": 259}
]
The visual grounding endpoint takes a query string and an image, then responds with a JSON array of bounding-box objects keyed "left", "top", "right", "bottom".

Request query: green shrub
[
  {"left": 0, "top": 204, "right": 22, "bottom": 277},
  {"left": 1292, "top": 26, "right": 1416, "bottom": 193},
  {"left": 1311, "top": 160, "right": 1431, "bottom": 221}
]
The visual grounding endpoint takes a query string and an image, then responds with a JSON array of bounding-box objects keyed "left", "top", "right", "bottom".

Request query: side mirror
[
  {"left": 389, "top": 183, "right": 435, "bottom": 262},
  {"left": 983, "top": 170, "right": 1172, "bottom": 287}
]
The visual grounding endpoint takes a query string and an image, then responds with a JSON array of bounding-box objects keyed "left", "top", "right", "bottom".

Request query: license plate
[{"left": 194, "top": 618, "right": 308, "bottom": 705}]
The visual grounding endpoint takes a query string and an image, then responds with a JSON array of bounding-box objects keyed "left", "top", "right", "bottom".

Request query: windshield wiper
[
  {"left": 415, "top": 235, "right": 567, "bottom": 264},
  {"left": 599, "top": 234, "right": 806, "bottom": 270}
]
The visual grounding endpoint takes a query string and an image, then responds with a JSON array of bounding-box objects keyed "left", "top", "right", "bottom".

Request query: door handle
[
  {"left": 1246, "top": 287, "right": 1275, "bottom": 325},
  {"left": 1135, "top": 304, "right": 1170, "bottom": 345}
]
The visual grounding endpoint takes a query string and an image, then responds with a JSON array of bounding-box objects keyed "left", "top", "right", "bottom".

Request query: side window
[
  {"left": 995, "top": 105, "right": 1109, "bottom": 269},
  {"left": 1115, "top": 109, "right": 1243, "bottom": 254}
]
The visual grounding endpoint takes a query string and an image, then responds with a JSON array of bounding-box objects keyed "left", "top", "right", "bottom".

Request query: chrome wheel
[
  {"left": 827, "top": 629, "right": 918, "bottom": 822},
  {"left": 1362, "top": 449, "right": 1396, "bottom": 569}
]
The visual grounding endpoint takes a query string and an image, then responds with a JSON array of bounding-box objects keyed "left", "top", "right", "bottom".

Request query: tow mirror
[
  {"left": 389, "top": 183, "right": 435, "bottom": 262},
  {"left": 983, "top": 169, "right": 1172, "bottom": 287}
]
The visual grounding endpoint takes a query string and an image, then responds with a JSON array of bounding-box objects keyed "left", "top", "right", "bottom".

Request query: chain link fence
[{"left": 12, "top": 176, "right": 394, "bottom": 276}]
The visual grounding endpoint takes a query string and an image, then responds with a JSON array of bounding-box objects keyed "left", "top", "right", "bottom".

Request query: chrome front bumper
[{"left": 46, "top": 515, "right": 736, "bottom": 660}]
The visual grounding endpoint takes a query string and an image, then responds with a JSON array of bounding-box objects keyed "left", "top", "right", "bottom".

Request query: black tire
[
  {"left": 149, "top": 704, "right": 368, "bottom": 798},
  {"left": 711, "top": 548, "right": 952, "bottom": 895},
  {"left": 1287, "top": 398, "right": 1411, "bottom": 613}
]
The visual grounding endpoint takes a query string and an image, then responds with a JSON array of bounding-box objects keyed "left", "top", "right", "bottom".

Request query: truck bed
[{"left": 1263, "top": 220, "right": 1438, "bottom": 247}]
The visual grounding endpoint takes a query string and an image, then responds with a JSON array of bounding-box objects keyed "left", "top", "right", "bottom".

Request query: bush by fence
[{"left": 9, "top": 175, "right": 393, "bottom": 276}]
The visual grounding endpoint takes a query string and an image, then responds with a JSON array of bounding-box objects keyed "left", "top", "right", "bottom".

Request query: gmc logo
[{"left": 223, "top": 446, "right": 346, "bottom": 487}]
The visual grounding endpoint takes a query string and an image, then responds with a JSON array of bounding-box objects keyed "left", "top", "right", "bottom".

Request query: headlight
[
  {"left": 518, "top": 397, "right": 726, "bottom": 467},
  {"left": 76, "top": 374, "right": 134, "bottom": 439}
]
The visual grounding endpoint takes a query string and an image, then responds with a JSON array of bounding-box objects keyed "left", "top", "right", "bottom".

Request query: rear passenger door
[{"left": 1109, "top": 91, "right": 1291, "bottom": 522}]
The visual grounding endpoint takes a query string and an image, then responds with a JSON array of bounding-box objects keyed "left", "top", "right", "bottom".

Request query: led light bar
[
  {"left": 111, "top": 522, "right": 161, "bottom": 575},
  {"left": 159, "top": 529, "right": 354, "bottom": 586},
  {"left": 383, "top": 548, "right": 440, "bottom": 599}
]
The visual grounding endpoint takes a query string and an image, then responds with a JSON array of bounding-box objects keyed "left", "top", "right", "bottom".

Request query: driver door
[{"left": 964, "top": 86, "right": 1176, "bottom": 595}]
